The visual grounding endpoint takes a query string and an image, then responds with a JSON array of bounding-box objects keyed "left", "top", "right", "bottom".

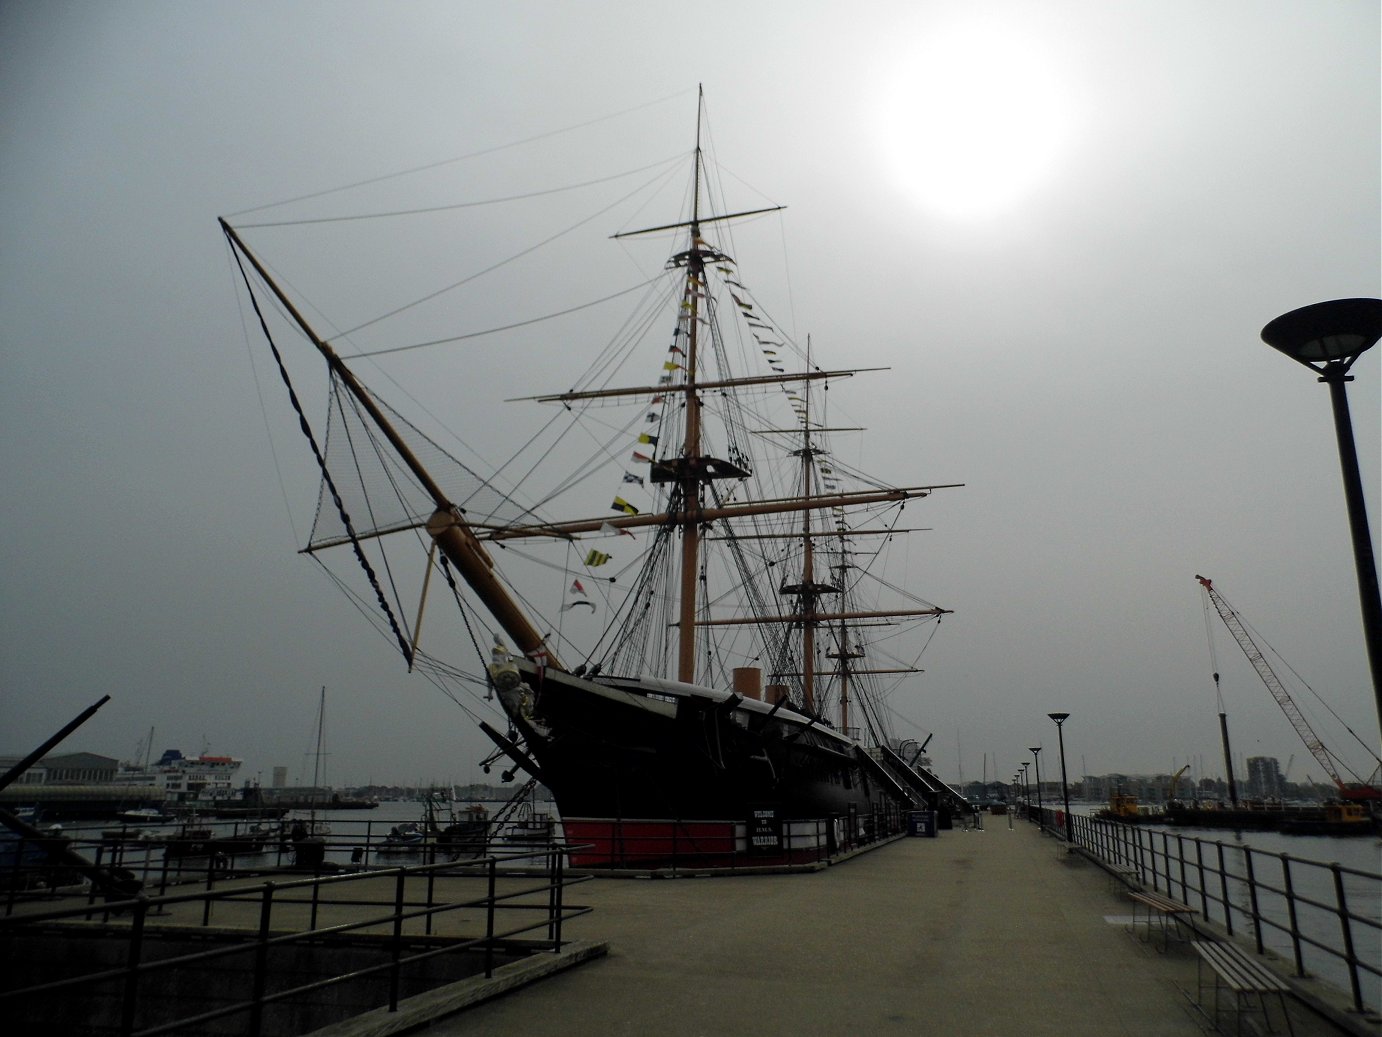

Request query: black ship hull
[{"left": 491, "top": 661, "right": 921, "bottom": 865}]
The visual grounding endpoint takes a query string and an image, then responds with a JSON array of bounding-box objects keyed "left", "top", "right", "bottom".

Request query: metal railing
[
  {"left": 1057, "top": 809, "right": 1380, "bottom": 1015},
  {"left": 0, "top": 844, "right": 591, "bottom": 1036},
  {"left": 558, "top": 805, "right": 914, "bottom": 871}
]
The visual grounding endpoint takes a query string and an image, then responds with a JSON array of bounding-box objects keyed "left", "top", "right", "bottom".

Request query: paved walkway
[{"left": 434, "top": 818, "right": 1224, "bottom": 1037}]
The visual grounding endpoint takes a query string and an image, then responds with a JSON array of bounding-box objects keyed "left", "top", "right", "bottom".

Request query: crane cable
[{"left": 1201, "top": 586, "right": 1225, "bottom": 713}]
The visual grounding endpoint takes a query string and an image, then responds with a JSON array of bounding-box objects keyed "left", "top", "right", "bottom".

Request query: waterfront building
[{"left": 1246, "top": 755, "right": 1284, "bottom": 800}]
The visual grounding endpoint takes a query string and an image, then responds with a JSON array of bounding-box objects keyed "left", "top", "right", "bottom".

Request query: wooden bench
[
  {"left": 1110, "top": 862, "right": 1140, "bottom": 887},
  {"left": 1192, "top": 940, "right": 1295, "bottom": 1036},
  {"left": 1127, "top": 889, "right": 1195, "bottom": 952}
]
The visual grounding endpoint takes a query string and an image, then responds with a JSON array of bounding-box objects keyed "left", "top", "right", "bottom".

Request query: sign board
[{"left": 747, "top": 805, "right": 783, "bottom": 855}]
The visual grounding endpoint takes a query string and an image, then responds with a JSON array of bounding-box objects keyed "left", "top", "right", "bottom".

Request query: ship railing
[
  {"left": 0, "top": 844, "right": 593, "bottom": 1036},
  {"left": 1063, "top": 811, "right": 1380, "bottom": 1016}
]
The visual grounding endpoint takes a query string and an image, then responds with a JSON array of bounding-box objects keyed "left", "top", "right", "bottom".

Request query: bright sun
[{"left": 876, "top": 22, "right": 1075, "bottom": 220}]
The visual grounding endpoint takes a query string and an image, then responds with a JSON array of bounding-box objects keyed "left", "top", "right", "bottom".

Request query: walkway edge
[{"left": 304, "top": 939, "right": 609, "bottom": 1037}]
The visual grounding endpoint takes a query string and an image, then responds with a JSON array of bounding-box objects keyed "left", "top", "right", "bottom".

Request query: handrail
[
  {"left": 1063, "top": 811, "right": 1380, "bottom": 1014},
  {"left": 0, "top": 845, "right": 591, "bottom": 1036}
]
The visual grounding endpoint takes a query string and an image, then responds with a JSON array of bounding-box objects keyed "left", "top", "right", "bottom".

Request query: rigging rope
[{"left": 228, "top": 239, "right": 414, "bottom": 666}]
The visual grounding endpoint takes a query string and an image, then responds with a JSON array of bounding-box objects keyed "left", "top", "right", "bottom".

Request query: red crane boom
[{"left": 1196, "top": 575, "right": 1380, "bottom": 802}]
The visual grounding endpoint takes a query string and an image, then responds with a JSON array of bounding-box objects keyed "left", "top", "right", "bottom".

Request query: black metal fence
[
  {"left": 1050, "top": 808, "right": 1380, "bottom": 1015},
  {"left": 0, "top": 845, "right": 591, "bottom": 1036}
]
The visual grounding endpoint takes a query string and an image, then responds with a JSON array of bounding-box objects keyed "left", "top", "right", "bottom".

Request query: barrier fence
[
  {"left": 1025, "top": 805, "right": 1380, "bottom": 1015},
  {"left": 0, "top": 845, "right": 591, "bottom": 1036}
]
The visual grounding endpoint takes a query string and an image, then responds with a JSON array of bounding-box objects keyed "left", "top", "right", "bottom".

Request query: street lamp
[
  {"left": 1261, "top": 298, "right": 1382, "bottom": 743},
  {"left": 1048, "top": 712, "right": 1073, "bottom": 842},
  {"left": 1029, "top": 747, "right": 1043, "bottom": 830},
  {"left": 1020, "top": 763, "right": 1030, "bottom": 817}
]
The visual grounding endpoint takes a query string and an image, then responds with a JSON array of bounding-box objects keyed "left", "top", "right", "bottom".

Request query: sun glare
[{"left": 876, "top": 23, "right": 1074, "bottom": 220}]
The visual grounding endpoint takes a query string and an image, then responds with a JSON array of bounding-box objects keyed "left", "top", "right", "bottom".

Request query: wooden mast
[
  {"left": 219, "top": 218, "right": 563, "bottom": 670},
  {"left": 676, "top": 86, "right": 707, "bottom": 683}
]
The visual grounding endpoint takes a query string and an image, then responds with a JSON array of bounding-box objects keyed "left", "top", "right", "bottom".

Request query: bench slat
[
  {"left": 1193, "top": 941, "right": 1290, "bottom": 992},
  {"left": 1129, "top": 890, "right": 1193, "bottom": 914}
]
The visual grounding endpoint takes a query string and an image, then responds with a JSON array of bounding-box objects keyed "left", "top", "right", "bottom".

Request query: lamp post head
[
  {"left": 1048, "top": 711, "right": 1069, "bottom": 725},
  {"left": 1028, "top": 746, "right": 1041, "bottom": 756},
  {"left": 1261, "top": 298, "right": 1382, "bottom": 377}
]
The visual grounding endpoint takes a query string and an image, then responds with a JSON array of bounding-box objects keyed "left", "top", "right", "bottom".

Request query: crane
[
  {"left": 1169, "top": 764, "right": 1191, "bottom": 803},
  {"left": 1196, "top": 575, "right": 1381, "bottom": 803}
]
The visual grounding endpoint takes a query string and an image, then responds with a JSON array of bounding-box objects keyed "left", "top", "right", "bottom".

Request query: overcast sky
[{"left": 3, "top": 1, "right": 1378, "bottom": 794}]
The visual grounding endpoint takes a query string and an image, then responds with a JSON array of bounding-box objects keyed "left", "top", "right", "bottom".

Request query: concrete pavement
[{"left": 427, "top": 818, "right": 1241, "bottom": 1036}]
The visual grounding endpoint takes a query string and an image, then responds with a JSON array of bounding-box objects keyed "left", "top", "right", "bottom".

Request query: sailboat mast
[
  {"left": 311, "top": 685, "right": 325, "bottom": 818},
  {"left": 220, "top": 218, "right": 561, "bottom": 670},
  {"left": 676, "top": 88, "right": 707, "bottom": 683}
]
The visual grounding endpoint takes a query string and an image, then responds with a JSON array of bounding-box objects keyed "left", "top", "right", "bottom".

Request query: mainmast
[{"left": 676, "top": 88, "right": 708, "bottom": 683}]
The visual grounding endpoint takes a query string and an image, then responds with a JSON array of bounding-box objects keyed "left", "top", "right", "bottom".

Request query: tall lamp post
[
  {"left": 1020, "top": 763, "right": 1030, "bottom": 817},
  {"left": 1048, "top": 712, "right": 1073, "bottom": 842},
  {"left": 1029, "top": 747, "right": 1043, "bottom": 830},
  {"left": 1261, "top": 298, "right": 1382, "bottom": 745}
]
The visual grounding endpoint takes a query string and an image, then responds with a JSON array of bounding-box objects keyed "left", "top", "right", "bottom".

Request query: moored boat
[{"left": 223, "top": 90, "right": 960, "bottom": 868}]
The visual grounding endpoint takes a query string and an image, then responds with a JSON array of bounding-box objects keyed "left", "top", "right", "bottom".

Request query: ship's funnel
[{"left": 733, "top": 667, "right": 763, "bottom": 700}]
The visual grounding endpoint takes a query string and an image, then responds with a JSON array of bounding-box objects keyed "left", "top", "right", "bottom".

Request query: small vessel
[
  {"left": 431, "top": 803, "right": 490, "bottom": 860},
  {"left": 1277, "top": 801, "right": 1379, "bottom": 837},
  {"left": 1096, "top": 790, "right": 1164, "bottom": 823},
  {"left": 156, "top": 819, "right": 275, "bottom": 859},
  {"left": 116, "top": 807, "right": 173, "bottom": 824},
  {"left": 378, "top": 821, "right": 425, "bottom": 852},
  {"left": 223, "top": 90, "right": 959, "bottom": 868}
]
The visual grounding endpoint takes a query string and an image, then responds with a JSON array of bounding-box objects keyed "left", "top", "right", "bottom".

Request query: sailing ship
[{"left": 222, "top": 90, "right": 964, "bottom": 866}]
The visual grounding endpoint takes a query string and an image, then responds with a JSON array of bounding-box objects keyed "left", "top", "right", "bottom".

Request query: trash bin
[{"left": 907, "top": 810, "right": 937, "bottom": 837}]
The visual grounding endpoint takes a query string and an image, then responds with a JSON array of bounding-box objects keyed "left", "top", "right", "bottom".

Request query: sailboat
[{"left": 222, "top": 90, "right": 962, "bottom": 867}]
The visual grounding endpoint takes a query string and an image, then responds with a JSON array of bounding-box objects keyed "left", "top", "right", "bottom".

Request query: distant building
[
  {"left": 1246, "top": 756, "right": 1283, "bottom": 800},
  {"left": 272, "top": 766, "right": 288, "bottom": 788},
  {"left": 0, "top": 757, "right": 46, "bottom": 785},
  {"left": 36, "top": 753, "right": 119, "bottom": 784}
]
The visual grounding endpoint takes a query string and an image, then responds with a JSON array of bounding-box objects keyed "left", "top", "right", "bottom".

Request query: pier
[
  {"left": 431, "top": 817, "right": 1376, "bottom": 1037},
  {"left": 2, "top": 814, "right": 1377, "bottom": 1035}
]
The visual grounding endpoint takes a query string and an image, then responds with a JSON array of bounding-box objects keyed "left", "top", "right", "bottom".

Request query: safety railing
[
  {"left": 1063, "top": 810, "right": 1380, "bottom": 1015},
  {"left": 0, "top": 844, "right": 591, "bottom": 1036}
]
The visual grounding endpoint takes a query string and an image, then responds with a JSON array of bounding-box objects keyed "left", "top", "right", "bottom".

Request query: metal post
[
  {"left": 1194, "top": 837, "right": 1210, "bottom": 919},
  {"left": 1216, "top": 841, "right": 1233, "bottom": 936},
  {"left": 1048, "top": 713, "right": 1073, "bottom": 842},
  {"left": 1175, "top": 833, "right": 1188, "bottom": 904},
  {"left": 390, "top": 866, "right": 406, "bottom": 1010},
  {"left": 1243, "top": 848, "right": 1264, "bottom": 953},
  {"left": 1029, "top": 748, "right": 1043, "bottom": 830},
  {"left": 120, "top": 898, "right": 147, "bottom": 1037},
  {"left": 1280, "top": 855, "right": 1304, "bottom": 977},
  {"left": 1330, "top": 863, "right": 1364, "bottom": 1013},
  {"left": 249, "top": 883, "right": 276, "bottom": 1037},
  {"left": 1323, "top": 371, "right": 1382, "bottom": 737},
  {"left": 1261, "top": 298, "right": 1382, "bottom": 748},
  {"left": 484, "top": 856, "right": 497, "bottom": 978}
]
